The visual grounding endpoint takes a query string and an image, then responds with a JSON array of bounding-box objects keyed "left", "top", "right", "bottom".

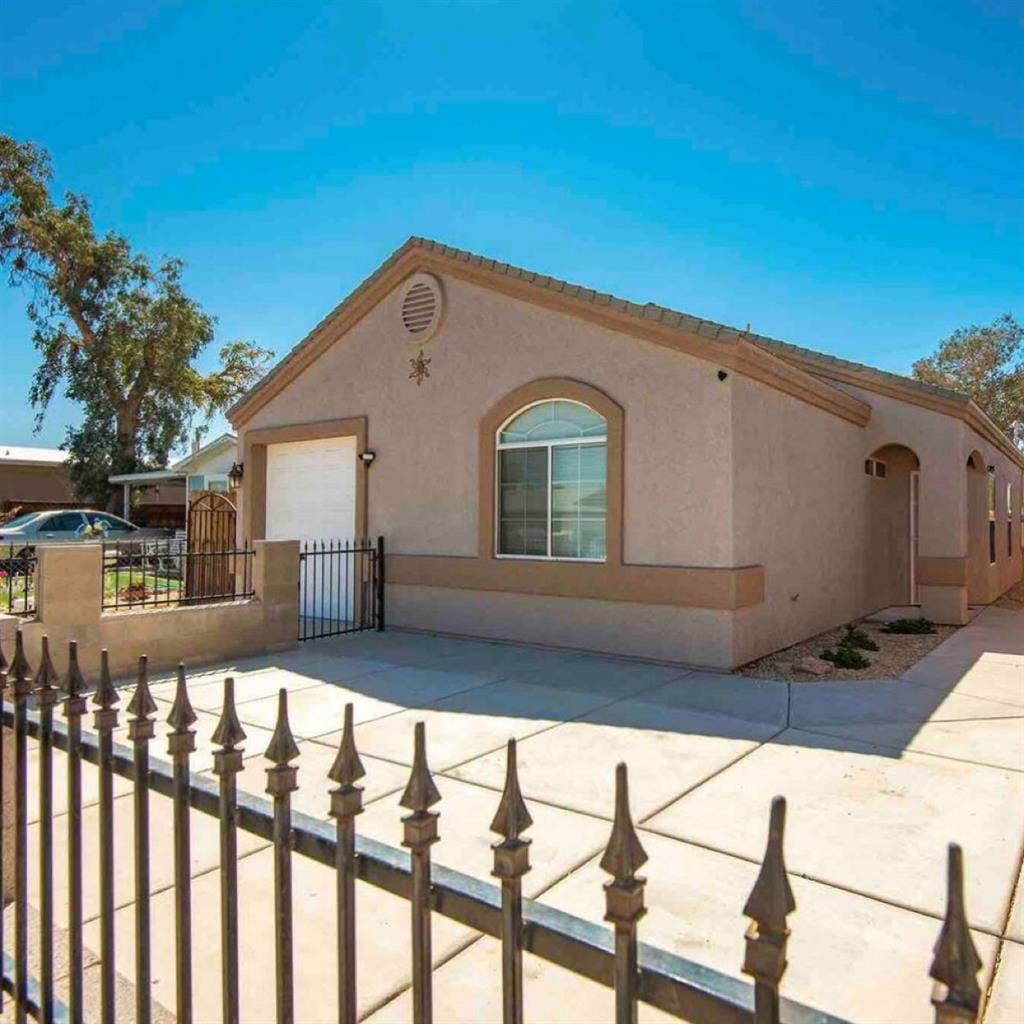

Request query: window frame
[{"left": 494, "top": 398, "right": 608, "bottom": 563}]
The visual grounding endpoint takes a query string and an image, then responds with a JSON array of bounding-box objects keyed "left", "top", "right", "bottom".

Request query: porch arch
[
  {"left": 966, "top": 450, "right": 988, "bottom": 603},
  {"left": 866, "top": 443, "right": 921, "bottom": 607}
]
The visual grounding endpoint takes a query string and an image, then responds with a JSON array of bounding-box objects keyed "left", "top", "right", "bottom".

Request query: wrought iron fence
[
  {"left": 299, "top": 537, "right": 385, "bottom": 640},
  {"left": 0, "top": 544, "right": 37, "bottom": 617},
  {"left": 101, "top": 538, "right": 255, "bottom": 611},
  {"left": 0, "top": 630, "right": 987, "bottom": 1024}
]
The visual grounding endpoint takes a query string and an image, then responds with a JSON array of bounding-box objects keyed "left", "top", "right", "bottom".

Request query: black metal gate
[{"left": 298, "top": 536, "right": 385, "bottom": 640}]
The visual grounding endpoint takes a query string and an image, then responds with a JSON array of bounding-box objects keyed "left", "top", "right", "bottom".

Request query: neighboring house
[
  {"left": 0, "top": 445, "right": 74, "bottom": 515},
  {"left": 108, "top": 433, "right": 238, "bottom": 529},
  {"left": 227, "top": 238, "right": 1024, "bottom": 669}
]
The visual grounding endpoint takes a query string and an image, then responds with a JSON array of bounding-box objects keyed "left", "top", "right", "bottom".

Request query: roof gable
[
  {"left": 229, "top": 237, "right": 872, "bottom": 429},
  {"left": 171, "top": 432, "right": 237, "bottom": 472}
]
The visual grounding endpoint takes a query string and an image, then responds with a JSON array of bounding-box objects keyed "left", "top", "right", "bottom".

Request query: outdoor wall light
[
  {"left": 360, "top": 450, "right": 377, "bottom": 466},
  {"left": 228, "top": 462, "right": 245, "bottom": 487}
]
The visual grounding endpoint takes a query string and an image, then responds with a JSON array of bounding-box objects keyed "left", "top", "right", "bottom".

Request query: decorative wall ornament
[{"left": 409, "top": 349, "right": 432, "bottom": 386}]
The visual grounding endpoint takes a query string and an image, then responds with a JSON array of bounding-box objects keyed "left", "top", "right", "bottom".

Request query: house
[
  {"left": 0, "top": 445, "right": 74, "bottom": 515},
  {"left": 108, "top": 433, "right": 238, "bottom": 530},
  {"left": 227, "top": 238, "right": 1024, "bottom": 669}
]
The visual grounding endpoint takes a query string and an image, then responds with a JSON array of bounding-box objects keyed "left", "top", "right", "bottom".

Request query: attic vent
[{"left": 399, "top": 273, "right": 443, "bottom": 343}]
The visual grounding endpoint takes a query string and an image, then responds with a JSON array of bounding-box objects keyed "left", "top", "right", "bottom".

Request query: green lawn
[
  {"left": 0, "top": 574, "right": 34, "bottom": 614},
  {"left": 103, "top": 569, "right": 183, "bottom": 605}
]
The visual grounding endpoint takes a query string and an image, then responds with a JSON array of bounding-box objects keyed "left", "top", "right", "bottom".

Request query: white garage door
[
  {"left": 266, "top": 436, "right": 358, "bottom": 629},
  {"left": 265, "top": 436, "right": 357, "bottom": 543}
]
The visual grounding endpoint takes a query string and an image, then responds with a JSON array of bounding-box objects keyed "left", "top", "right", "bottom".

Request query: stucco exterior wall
[
  {"left": 242, "top": 274, "right": 736, "bottom": 567},
  {"left": 187, "top": 443, "right": 238, "bottom": 481},
  {"left": 234, "top": 265, "right": 1021, "bottom": 667},
  {"left": 730, "top": 376, "right": 870, "bottom": 665},
  {"left": 389, "top": 584, "right": 735, "bottom": 668},
  {"left": 239, "top": 273, "right": 748, "bottom": 663}
]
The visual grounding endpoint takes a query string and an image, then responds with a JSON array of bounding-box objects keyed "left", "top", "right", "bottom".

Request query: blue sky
[{"left": 1, "top": 0, "right": 1021, "bottom": 452}]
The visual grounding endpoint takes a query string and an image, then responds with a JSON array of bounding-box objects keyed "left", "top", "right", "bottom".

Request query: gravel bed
[{"left": 736, "top": 617, "right": 958, "bottom": 682}]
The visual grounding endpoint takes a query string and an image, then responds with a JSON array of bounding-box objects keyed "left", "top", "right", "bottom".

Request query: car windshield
[{"left": 1, "top": 513, "right": 41, "bottom": 530}]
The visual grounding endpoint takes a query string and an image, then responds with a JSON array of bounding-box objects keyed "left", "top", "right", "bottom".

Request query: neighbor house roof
[
  {"left": 0, "top": 445, "right": 69, "bottom": 467},
  {"left": 228, "top": 237, "right": 1023, "bottom": 467}
]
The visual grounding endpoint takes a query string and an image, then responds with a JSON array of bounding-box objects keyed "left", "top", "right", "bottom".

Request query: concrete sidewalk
[{"left": 19, "top": 605, "right": 1024, "bottom": 1023}]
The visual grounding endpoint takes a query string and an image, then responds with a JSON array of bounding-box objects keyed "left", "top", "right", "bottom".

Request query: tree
[
  {"left": 913, "top": 314, "right": 1024, "bottom": 446},
  {"left": 0, "top": 135, "right": 272, "bottom": 505}
]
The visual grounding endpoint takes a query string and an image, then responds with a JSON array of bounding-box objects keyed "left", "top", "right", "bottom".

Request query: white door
[{"left": 265, "top": 436, "right": 358, "bottom": 626}]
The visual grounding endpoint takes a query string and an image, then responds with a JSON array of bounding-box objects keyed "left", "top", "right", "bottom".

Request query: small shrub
[
  {"left": 841, "top": 623, "right": 880, "bottom": 651},
  {"left": 881, "top": 617, "right": 936, "bottom": 635},
  {"left": 120, "top": 582, "right": 153, "bottom": 604},
  {"left": 821, "top": 646, "right": 871, "bottom": 670}
]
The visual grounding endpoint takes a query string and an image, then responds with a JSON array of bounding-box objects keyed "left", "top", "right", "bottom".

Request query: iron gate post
[{"left": 376, "top": 536, "right": 385, "bottom": 631}]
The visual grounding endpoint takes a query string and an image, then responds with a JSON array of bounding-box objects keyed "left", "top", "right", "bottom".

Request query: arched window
[{"left": 496, "top": 399, "right": 607, "bottom": 560}]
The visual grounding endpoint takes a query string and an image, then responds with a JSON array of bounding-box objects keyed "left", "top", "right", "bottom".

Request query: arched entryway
[
  {"left": 965, "top": 450, "right": 988, "bottom": 604},
  {"left": 866, "top": 443, "right": 921, "bottom": 606}
]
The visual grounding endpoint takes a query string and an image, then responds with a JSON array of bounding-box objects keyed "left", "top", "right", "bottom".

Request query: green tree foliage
[
  {"left": 912, "top": 314, "right": 1024, "bottom": 446},
  {"left": 0, "top": 135, "right": 272, "bottom": 505}
]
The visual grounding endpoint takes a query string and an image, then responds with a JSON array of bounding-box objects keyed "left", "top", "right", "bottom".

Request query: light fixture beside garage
[
  {"left": 359, "top": 450, "right": 377, "bottom": 466},
  {"left": 399, "top": 272, "right": 444, "bottom": 344}
]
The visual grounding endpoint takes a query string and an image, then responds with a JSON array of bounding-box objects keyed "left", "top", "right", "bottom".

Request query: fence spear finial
[
  {"left": 400, "top": 721, "right": 440, "bottom": 814},
  {"left": 212, "top": 677, "right": 247, "bottom": 752},
  {"left": 930, "top": 844, "right": 982, "bottom": 1023},
  {"left": 600, "top": 763, "right": 648, "bottom": 884},
  {"left": 34, "top": 634, "right": 60, "bottom": 693},
  {"left": 10, "top": 628, "right": 33, "bottom": 697},
  {"left": 127, "top": 655, "right": 157, "bottom": 724},
  {"left": 265, "top": 688, "right": 299, "bottom": 767},
  {"left": 63, "top": 640, "right": 85, "bottom": 699},
  {"left": 742, "top": 796, "right": 796, "bottom": 998},
  {"left": 328, "top": 702, "right": 365, "bottom": 788},
  {"left": 490, "top": 738, "right": 532, "bottom": 843},
  {"left": 166, "top": 663, "right": 197, "bottom": 733},
  {"left": 92, "top": 649, "right": 119, "bottom": 711}
]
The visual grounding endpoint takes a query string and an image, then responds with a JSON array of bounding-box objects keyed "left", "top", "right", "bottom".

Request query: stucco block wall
[
  {"left": 241, "top": 274, "right": 736, "bottom": 568},
  {"left": 1, "top": 540, "right": 298, "bottom": 682}
]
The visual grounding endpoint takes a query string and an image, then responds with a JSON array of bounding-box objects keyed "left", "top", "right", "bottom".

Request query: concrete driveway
[{"left": 21, "top": 605, "right": 1024, "bottom": 1023}]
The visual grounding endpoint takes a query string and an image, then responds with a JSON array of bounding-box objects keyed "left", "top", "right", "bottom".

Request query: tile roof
[{"left": 405, "top": 237, "right": 971, "bottom": 405}]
